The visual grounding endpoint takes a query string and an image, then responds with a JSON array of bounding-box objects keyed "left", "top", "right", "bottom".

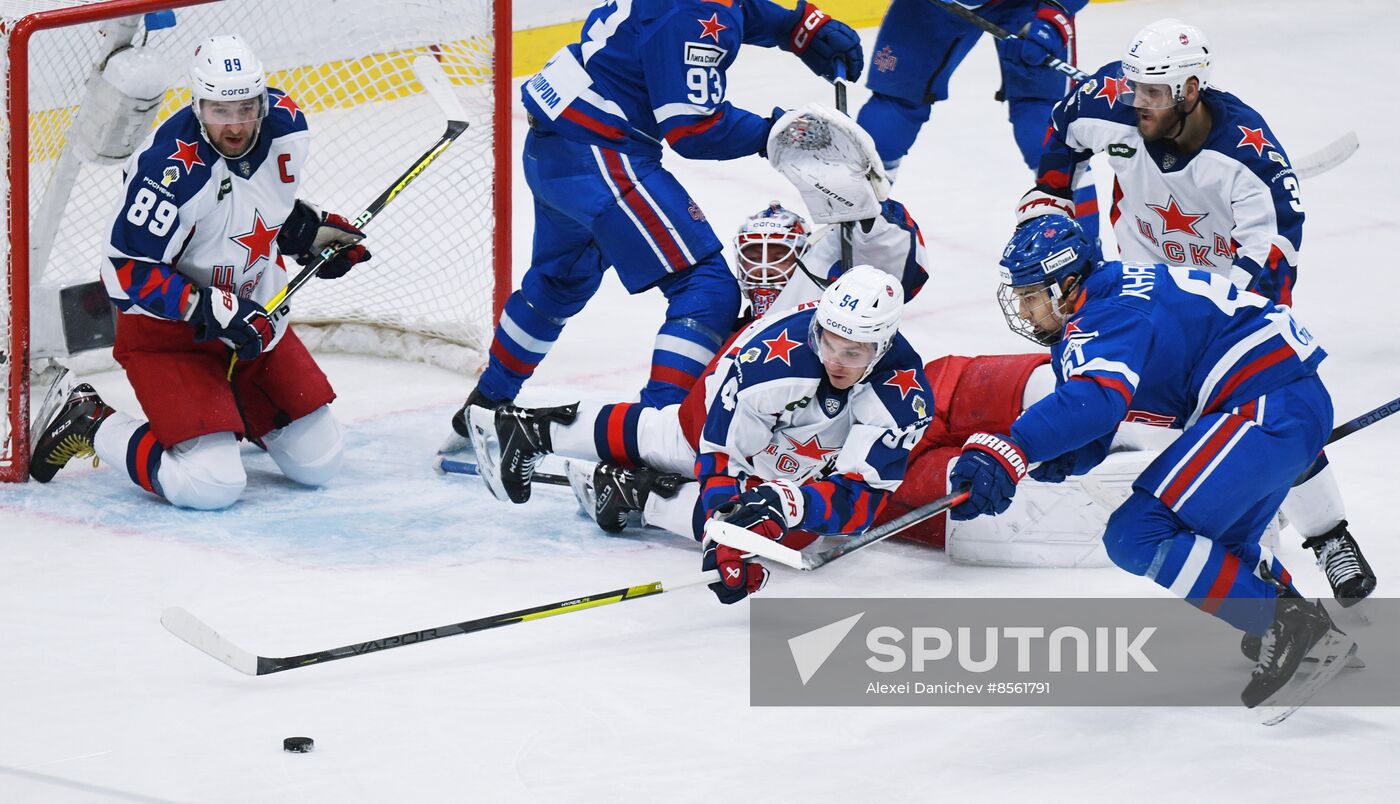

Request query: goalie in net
[{"left": 28, "top": 35, "right": 371, "bottom": 510}]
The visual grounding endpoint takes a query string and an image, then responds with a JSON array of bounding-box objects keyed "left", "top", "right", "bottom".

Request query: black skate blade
[{"left": 1257, "top": 631, "right": 1358, "bottom": 726}]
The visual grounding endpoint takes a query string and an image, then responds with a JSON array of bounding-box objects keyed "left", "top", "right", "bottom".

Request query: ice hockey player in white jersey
[
  {"left": 468, "top": 267, "right": 931, "bottom": 604},
  {"left": 1016, "top": 18, "right": 1376, "bottom": 605},
  {"left": 29, "top": 35, "right": 370, "bottom": 509}
]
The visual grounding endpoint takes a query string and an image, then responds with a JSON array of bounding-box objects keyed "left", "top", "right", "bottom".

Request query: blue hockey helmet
[{"left": 996, "top": 216, "right": 1096, "bottom": 345}]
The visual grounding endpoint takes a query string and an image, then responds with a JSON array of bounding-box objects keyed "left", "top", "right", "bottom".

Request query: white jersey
[
  {"left": 103, "top": 89, "right": 309, "bottom": 346},
  {"left": 1040, "top": 62, "right": 1304, "bottom": 304}
]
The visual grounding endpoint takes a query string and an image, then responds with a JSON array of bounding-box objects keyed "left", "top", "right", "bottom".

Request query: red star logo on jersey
[
  {"left": 762, "top": 330, "right": 802, "bottom": 365},
  {"left": 1094, "top": 76, "right": 1133, "bottom": 108},
  {"left": 1147, "top": 195, "right": 1207, "bottom": 237},
  {"left": 168, "top": 139, "right": 205, "bottom": 173},
  {"left": 273, "top": 93, "right": 301, "bottom": 120},
  {"left": 1236, "top": 125, "right": 1273, "bottom": 157},
  {"left": 229, "top": 210, "right": 282, "bottom": 269},
  {"left": 785, "top": 434, "right": 839, "bottom": 463},
  {"left": 697, "top": 13, "right": 727, "bottom": 42},
  {"left": 883, "top": 368, "right": 923, "bottom": 400}
]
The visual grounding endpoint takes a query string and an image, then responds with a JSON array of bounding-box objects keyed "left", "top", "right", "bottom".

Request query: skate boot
[
  {"left": 468, "top": 402, "right": 577, "bottom": 504},
  {"left": 442, "top": 385, "right": 506, "bottom": 456},
  {"left": 29, "top": 383, "right": 113, "bottom": 483},
  {"left": 1241, "top": 596, "right": 1338, "bottom": 708},
  {"left": 593, "top": 463, "right": 684, "bottom": 534},
  {"left": 1302, "top": 521, "right": 1376, "bottom": 606}
]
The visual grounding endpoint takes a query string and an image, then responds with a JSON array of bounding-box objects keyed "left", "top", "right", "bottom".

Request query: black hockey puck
[{"left": 283, "top": 736, "right": 314, "bottom": 753}]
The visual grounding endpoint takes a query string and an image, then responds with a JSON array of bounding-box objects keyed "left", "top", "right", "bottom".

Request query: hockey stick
[
  {"left": 833, "top": 61, "right": 855, "bottom": 273},
  {"left": 436, "top": 455, "right": 571, "bottom": 487},
  {"left": 162, "top": 570, "right": 719, "bottom": 676},
  {"left": 1327, "top": 394, "right": 1400, "bottom": 445},
  {"left": 722, "top": 388, "right": 1400, "bottom": 571},
  {"left": 1293, "top": 131, "right": 1359, "bottom": 180},
  {"left": 929, "top": 0, "right": 1089, "bottom": 82},
  {"left": 227, "top": 55, "right": 469, "bottom": 378},
  {"left": 706, "top": 488, "right": 971, "bottom": 571}
]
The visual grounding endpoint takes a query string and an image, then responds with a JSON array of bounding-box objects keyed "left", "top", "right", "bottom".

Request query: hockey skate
[
  {"left": 29, "top": 382, "right": 113, "bottom": 483},
  {"left": 1302, "top": 522, "right": 1377, "bottom": 606},
  {"left": 439, "top": 385, "right": 504, "bottom": 456},
  {"left": 592, "top": 462, "right": 684, "bottom": 534},
  {"left": 1242, "top": 595, "right": 1357, "bottom": 723},
  {"left": 466, "top": 402, "right": 577, "bottom": 504}
]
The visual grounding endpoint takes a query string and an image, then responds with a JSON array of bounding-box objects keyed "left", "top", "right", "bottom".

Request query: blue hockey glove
[
  {"left": 949, "top": 433, "right": 1028, "bottom": 520},
  {"left": 785, "top": 1, "right": 864, "bottom": 83},
  {"left": 1010, "top": 5, "right": 1071, "bottom": 67},
  {"left": 188, "top": 287, "right": 275, "bottom": 361},
  {"left": 702, "top": 539, "right": 770, "bottom": 605},
  {"left": 1029, "top": 449, "right": 1078, "bottom": 483},
  {"left": 714, "top": 480, "right": 806, "bottom": 542}
]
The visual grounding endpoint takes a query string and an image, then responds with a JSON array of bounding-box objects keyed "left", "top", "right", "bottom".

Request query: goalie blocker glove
[
  {"left": 277, "top": 199, "right": 372, "bottom": 279},
  {"left": 187, "top": 286, "right": 275, "bottom": 360},
  {"left": 783, "top": 1, "right": 864, "bottom": 83}
]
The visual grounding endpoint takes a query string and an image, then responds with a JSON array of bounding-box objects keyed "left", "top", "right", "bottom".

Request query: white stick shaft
[
  {"left": 412, "top": 55, "right": 469, "bottom": 123},
  {"left": 704, "top": 520, "right": 807, "bottom": 569}
]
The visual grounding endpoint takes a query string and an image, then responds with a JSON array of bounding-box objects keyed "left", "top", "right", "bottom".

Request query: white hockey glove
[
  {"left": 767, "top": 103, "right": 890, "bottom": 224},
  {"left": 1015, "top": 187, "right": 1074, "bottom": 224}
]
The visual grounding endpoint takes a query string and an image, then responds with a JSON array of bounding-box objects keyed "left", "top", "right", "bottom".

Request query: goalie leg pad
[
  {"left": 943, "top": 353, "right": 1050, "bottom": 442},
  {"left": 94, "top": 417, "right": 246, "bottom": 511}
]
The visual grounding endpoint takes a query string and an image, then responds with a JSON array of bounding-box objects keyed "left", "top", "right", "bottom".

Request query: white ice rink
[{"left": 3, "top": 0, "right": 1398, "bottom": 801}]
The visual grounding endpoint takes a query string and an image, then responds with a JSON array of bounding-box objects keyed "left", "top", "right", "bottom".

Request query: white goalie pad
[
  {"left": 767, "top": 103, "right": 890, "bottom": 224},
  {"left": 946, "top": 450, "right": 1281, "bottom": 568}
]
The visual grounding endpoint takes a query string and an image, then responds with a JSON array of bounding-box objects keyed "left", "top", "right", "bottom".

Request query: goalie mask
[
  {"left": 733, "top": 202, "right": 810, "bottom": 317},
  {"left": 809, "top": 265, "right": 903, "bottom": 386},
  {"left": 188, "top": 34, "right": 268, "bottom": 159},
  {"left": 997, "top": 217, "right": 1096, "bottom": 346}
]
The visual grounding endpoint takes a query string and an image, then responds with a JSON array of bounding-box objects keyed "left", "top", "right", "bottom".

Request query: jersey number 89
[{"left": 125, "top": 187, "right": 178, "bottom": 238}]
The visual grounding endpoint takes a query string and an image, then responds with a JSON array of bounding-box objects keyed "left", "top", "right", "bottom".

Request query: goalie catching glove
[
  {"left": 187, "top": 286, "right": 275, "bottom": 360},
  {"left": 768, "top": 103, "right": 890, "bottom": 225},
  {"left": 277, "top": 199, "right": 372, "bottom": 279}
]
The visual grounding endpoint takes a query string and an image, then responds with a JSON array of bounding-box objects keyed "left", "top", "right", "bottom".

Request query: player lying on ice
[
  {"left": 945, "top": 214, "right": 1357, "bottom": 707},
  {"left": 468, "top": 266, "right": 932, "bottom": 606},
  {"left": 28, "top": 35, "right": 370, "bottom": 509}
]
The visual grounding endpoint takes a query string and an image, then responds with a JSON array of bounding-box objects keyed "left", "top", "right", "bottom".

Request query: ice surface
[{"left": 3, "top": 1, "right": 1399, "bottom": 801}]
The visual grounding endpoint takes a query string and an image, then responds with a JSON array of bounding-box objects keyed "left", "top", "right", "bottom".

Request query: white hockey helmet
[
  {"left": 188, "top": 35, "right": 267, "bottom": 151},
  {"left": 808, "top": 265, "right": 903, "bottom": 378},
  {"left": 733, "top": 202, "right": 810, "bottom": 317},
  {"left": 1120, "top": 19, "right": 1211, "bottom": 109}
]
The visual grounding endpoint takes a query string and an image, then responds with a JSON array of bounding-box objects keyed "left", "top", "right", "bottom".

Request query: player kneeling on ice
[
  {"left": 947, "top": 215, "right": 1356, "bottom": 708},
  {"left": 29, "top": 35, "right": 370, "bottom": 509},
  {"left": 468, "top": 267, "right": 931, "bottom": 604}
]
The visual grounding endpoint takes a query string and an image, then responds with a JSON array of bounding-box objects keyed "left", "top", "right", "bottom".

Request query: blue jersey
[
  {"left": 1010, "top": 262, "right": 1326, "bottom": 464},
  {"left": 1036, "top": 62, "right": 1304, "bottom": 304},
  {"left": 521, "top": 0, "right": 804, "bottom": 160},
  {"left": 692, "top": 304, "right": 932, "bottom": 537}
]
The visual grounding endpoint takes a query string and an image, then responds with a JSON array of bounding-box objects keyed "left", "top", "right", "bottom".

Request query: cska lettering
[{"left": 1120, "top": 263, "right": 1155, "bottom": 299}]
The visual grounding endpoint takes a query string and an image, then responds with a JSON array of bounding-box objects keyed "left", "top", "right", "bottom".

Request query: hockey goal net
[{"left": 1, "top": 0, "right": 510, "bottom": 482}]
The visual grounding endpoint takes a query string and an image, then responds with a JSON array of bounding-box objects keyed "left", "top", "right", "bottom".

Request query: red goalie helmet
[{"left": 733, "top": 202, "right": 810, "bottom": 317}]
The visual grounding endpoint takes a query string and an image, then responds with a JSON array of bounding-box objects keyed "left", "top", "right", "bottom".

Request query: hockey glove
[
  {"left": 277, "top": 199, "right": 372, "bottom": 279},
  {"left": 188, "top": 287, "right": 275, "bottom": 361},
  {"left": 1010, "top": 5, "right": 1071, "bottom": 67},
  {"left": 702, "top": 539, "right": 770, "bottom": 605},
  {"left": 1015, "top": 187, "right": 1074, "bottom": 224},
  {"left": 785, "top": 1, "right": 864, "bottom": 83},
  {"left": 714, "top": 480, "right": 806, "bottom": 542},
  {"left": 949, "top": 433, "right": 1028, "bottom": 520}
]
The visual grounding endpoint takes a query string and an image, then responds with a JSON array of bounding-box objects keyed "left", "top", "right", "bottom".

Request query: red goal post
[{"left": 1, "top": 0, "right": 512, "bottom": 483}]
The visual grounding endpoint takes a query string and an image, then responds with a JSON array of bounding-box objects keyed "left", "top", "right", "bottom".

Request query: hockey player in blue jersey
[
  {"left": 1016, "top": 18, "right": 1376, "bottom": 605},
  {"left": 29, "top": 36, "right": 370, "bottom": 508},
  {"left": 855, "top": 1, "right": 1097, "bottom": 229},
  {"left": 948, "top": 216, "right": 1355, "bottom": 707},
  {"left": 448, "top": 0, "right": 865, "bottom": 441}
]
